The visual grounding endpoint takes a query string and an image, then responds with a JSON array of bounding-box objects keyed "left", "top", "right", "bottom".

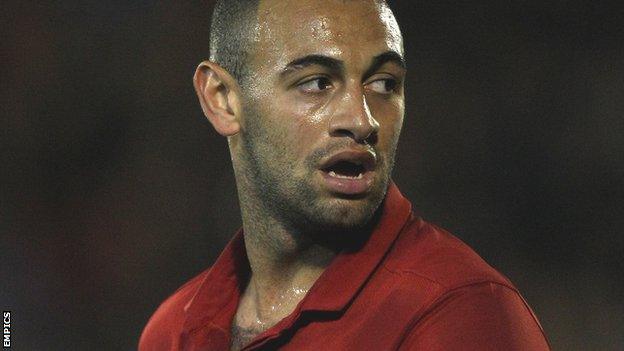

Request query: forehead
[{"left": 252, "top": 0, "right": 403, "bottom": 69}]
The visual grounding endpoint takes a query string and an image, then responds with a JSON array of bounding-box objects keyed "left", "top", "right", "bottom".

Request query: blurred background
[{"left": 2, "top": 0, "right": 622, "bottom": 349}]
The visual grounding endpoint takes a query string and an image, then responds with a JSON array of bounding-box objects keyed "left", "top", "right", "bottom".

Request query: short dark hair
[{"left": 209, "top": 0, "right": 260, "bottom": 83}]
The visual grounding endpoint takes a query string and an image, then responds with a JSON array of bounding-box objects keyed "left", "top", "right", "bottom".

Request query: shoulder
[
  {"left": 398, "top": 280, "right": 550, "bottom": 350},
  {"left": 382, "top": 216, "right": 550, "bottom": 349},
  {"left": 138, "top": 268, "right": 210, "bottom": 351},
  {"left": 383, "top": 215, "right": 514, "bottom": 291}
]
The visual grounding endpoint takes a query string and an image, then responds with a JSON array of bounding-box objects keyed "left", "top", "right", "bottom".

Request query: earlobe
[{"left": 193, "top": 61, "right": 241, "bottom": 136}]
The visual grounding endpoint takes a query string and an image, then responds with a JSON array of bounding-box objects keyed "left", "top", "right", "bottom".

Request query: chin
[
  {"left": 313, "top": 194, "right": 382, "bottom": 229},
  {"left": 299, "top": 198, "right": 382, "bottom": 249}
]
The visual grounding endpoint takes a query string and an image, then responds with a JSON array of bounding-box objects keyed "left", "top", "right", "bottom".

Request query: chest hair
[{"left": 230, "top": 322, "right": 270, "bottom": 351}]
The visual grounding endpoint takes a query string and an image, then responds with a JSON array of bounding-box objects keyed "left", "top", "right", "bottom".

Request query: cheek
[
  {"left": 275, "top": 94, "right": 330, "bottom": 152},
  {"left": 370, "top": 97, "right": 404, "bottom": 145},
  {"left": 285, "top": 91, "right": 331, "bottom": 128}
]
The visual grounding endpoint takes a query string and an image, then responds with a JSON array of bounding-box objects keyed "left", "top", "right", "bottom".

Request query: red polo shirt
[{"left": 139, "top": 183, "right": 550, "bottom": 350}]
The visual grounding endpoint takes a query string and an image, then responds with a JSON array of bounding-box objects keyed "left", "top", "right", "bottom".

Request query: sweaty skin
[{"left": 195, "top": 1, "right": 406, "bottom": 350}]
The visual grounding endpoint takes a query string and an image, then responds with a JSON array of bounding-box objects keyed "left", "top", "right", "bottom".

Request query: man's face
[{"left": 234, "top": 0, "right": 405, "bottom": 233}]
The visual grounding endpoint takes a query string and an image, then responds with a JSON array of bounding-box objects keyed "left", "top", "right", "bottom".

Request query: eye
[
  {"left": 367, "top": 78, "right": 398, "bottom": 94},
  {"left": 297, "top": 77, "right": 333, "bottom": 93}
]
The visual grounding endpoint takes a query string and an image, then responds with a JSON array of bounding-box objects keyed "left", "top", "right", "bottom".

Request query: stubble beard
[{"left": 236, "top": 104, "right": 397, "bottom": 246}]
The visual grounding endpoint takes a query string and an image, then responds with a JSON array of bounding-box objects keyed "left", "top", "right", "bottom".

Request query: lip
[
  {"left": 317, "top": 149, "right": 377, "bottom": 196},
  {"left": 318, "top": 150, "right": 376, "bottom": 172}
]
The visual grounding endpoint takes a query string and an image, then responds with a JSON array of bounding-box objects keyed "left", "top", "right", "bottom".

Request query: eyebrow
[
  {"left": 280, "top": 55, "right": 345, "bottom": 77},
  {"left": 279, "top": 50, "right": 405, "bottom": 79},
  {"left": 363, "top": 51, "right": 406, "bottom": 79}
]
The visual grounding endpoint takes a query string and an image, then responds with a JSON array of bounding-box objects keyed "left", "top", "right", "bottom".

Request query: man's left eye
[{"left": 367, "top": 79, "right": 397, "bottom": 94}]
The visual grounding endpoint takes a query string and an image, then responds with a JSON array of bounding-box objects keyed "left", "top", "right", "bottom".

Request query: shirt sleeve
[{"left": 398, "top": 282, "right": 551, "bottom": 351}]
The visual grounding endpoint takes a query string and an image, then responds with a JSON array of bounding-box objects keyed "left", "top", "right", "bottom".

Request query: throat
[
  {"left": 230, "top": 276, "right": 315, "bottom": 350},
  {"left": 229, "top": 298, "right": 287, "bottom": 351}
]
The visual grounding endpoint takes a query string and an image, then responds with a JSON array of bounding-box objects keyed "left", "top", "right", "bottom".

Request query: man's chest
[
  {"left": 219, "top": 273, "right": 430, "bottom": 351},
  {"left": 229, "top": 323, "right": 265, "bottom": 351}
]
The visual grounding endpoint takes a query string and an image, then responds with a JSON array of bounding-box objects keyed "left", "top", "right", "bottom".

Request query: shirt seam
[
  {"left": 395, "top": 281, "right": 548, "bottom": 349},
  {"left": 381, "top": 264, "right": 518, "bottom": 292}
]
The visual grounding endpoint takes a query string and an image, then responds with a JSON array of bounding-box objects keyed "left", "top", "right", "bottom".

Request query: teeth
[{"left": 328, "top": 171, "right": 363, "bottom": 179}]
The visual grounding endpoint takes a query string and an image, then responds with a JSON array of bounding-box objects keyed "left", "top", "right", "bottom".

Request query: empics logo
[{"left": 3, "top": 311, "right": 10, "bottom": 349}]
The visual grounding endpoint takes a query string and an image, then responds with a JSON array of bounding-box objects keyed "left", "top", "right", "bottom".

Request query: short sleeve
[{"left": 398, "top": 282, "right": 550, "bottom": 351}]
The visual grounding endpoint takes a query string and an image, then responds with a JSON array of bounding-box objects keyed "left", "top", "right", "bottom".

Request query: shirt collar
[
  {"left": 182, "top": 228, "right": 248, "bottom": 333},
  {"left": 181, "top": 182, "right": 412, "bottom": 333},
  {"left": 299, "top": 182, "right": 412, "bottom": 312}
]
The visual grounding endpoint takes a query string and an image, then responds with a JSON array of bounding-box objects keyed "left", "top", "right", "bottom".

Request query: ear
[{"left": 193, "top": 61, "right": 242, "bottom": 136}]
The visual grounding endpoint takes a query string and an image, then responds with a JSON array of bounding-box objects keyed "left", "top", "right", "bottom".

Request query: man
[{"left": 140, "top": 0, "right": 550, "bottom": 350}]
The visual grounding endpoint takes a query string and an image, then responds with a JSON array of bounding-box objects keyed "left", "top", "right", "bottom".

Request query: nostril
[
  {"left": 332, "top": 129, "right": 356, "bottom": 138},
  {"left": 328, "top": 109, "right": 379, "bottom": 142},
  {"left": 365, "top": 132, "right": 378, "bottom": 145},
  {"left": 330, "top": 128, "right": 378, "bottom": 145}
]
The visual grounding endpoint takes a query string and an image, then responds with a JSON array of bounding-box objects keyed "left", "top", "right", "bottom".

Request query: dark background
[{"left": 2, "top": 1, "right": 622, "bottom": 350}]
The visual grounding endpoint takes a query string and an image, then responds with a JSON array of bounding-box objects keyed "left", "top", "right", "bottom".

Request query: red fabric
[{"left": 139, "top": 183, "right": 550, "bottom": 350}]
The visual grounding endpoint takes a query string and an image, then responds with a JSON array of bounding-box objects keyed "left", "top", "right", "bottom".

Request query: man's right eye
[{"left": 297, "top": 77, "right": 333, "bottom": 93}]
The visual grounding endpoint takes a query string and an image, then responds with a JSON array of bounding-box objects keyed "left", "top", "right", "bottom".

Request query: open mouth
[
  {"left": 317, "top": 149, "right": 376, "bottom": 195},
  {"left": 323, "top": 160, "right": 367, "bottom": 179}
]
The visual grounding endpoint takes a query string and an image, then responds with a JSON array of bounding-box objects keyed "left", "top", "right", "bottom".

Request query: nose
[{"left": 329, "top": 89, "right": 380, "bottom": 144}]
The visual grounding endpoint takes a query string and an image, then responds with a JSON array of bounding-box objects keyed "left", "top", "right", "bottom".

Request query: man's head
[
  {"left": 208, "top": 0, "right": 260, "bottom": 83},
  {"left": 194, "top": 0, "right": 405, "bottom": 236}
]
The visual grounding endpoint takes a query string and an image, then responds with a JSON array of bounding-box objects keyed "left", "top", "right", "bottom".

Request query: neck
[
  {"left": 233, "top": 173, "right": 337, "bottom": 316},
  {"left": 240, "top": 190, "right": 336, "bottom": 300}
]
